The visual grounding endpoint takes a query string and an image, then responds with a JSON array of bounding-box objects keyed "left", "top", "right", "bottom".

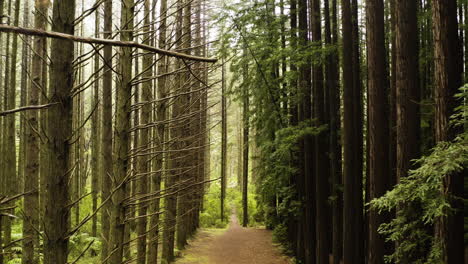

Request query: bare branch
[
  {"left": 0, "top": 25, "right": 217, "bottom": 62},
  {"left": 0, "top": 103, "right": 59, "bottom": 117}
]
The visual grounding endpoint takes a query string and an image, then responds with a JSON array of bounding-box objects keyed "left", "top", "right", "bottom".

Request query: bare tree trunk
[
  {"left": 23, "top": 0, "right": 47, "bottom": 262},
  {"left": 395, "top": 0, "right": 420, "bottom": 181},
  {"left": 147, "top": 0, "right": 167, "bottom": 261},
  {"left": 3, "top": 1, "right": 21, "bottom": 260},
  {"left": 298, "top": 0, "right": 314, "bottom": 262},
  {"left": 237, "top": 108, "right": 243, "bottom": 190},
  {"left": 108, "top": 0, "right": 134, "bottom": 263},
  {"left": 395, "top": 0, "right": 421, "bottom": 261},
  {"left": 288, "top": 0, "right": 300, "bottom": 257},
  {"left": 136, "top": 1, "right": 153, "bottom": 263},
  {"left": 3, "top": 0, "right": 14, "bottom": 250},
  {"left": 43, "top": 0, "right": 75, "bottom": 263},
  {"left": 176, "top": 0, "right": 192, "bottom": 250},
  {"left": 100, "top": 0, "right": 113, "bottom": 263},
  {"left": 366, "top": 0, "right": 391, "bottom": 263},
  {"left": 389, "top": 0, "right": 397, "bottom": 214},
  {"left": 162, "top": 1, "right": 184, "bottom": 261},
  {"left": 192, "top": 0, "right": 204, "bottom": 232},
  {"left": 0, "top": 0, "right": 4, "bottom": 256},
  {"left": 18, "top": 0, "right": 30, "bottom": 197},
  {"left": 432, "top": 1, "right": 464, "bottom": 263},
  {"left": 342, "top": 0, "right": 364, "bottom": 262},
  {"left": 311, "top": 0, "right": 330, "bottom": 262},
  {"left": 91, "top": 0, "right": 101, "bottom": 239},
  {"left": 39, "top": 0, "right": 50, "bottom": 236},
  {"left": 324, "top": 0, "right": 342, "bottom": 262},
  {"left": 220, "top": 56, "right": 227, "bottom": 222},
  {"left": 242, "top": 45, "right": 249, "bottom": 228}
]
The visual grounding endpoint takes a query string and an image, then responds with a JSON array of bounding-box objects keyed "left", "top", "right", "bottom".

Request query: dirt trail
[{"left": 175, "top": 213, "right": 291, "bottom": 264}]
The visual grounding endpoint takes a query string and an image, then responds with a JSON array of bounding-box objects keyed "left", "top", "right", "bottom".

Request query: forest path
[{"left": 174, "top": 212, "right": 291, "bottom": 264}]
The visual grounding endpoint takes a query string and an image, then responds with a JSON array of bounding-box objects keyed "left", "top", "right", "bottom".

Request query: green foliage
[
  {"left": 68, "top": 232, "right": 101, "bottom": 263},
  {"left": 234, "top": 188, "right": 262, "bottom": 226},
  {"left": 272, "top": 223, "right": 293, "bottom": 255},
  {"left": 216, "top": 0, "right": 329, "bottom": 252},
  {"left": 370, "top": 86, "right": 468, "bottom": 263},
  {"left": 200, "top": 183, "right": 230, "bottom": 228},
  {"left": 7, "top": 258, "right": 22, "bottom": 264}
]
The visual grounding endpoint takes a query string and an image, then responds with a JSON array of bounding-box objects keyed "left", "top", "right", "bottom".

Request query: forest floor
[{"left": 174, "top": 212, "right": 291, "bottom": 264}]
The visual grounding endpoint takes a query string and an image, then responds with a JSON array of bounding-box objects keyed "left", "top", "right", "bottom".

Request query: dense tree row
[
  {"left": 221, "top": 0, "right": 466, "bottom": 263},
  {"left": 0, "top": 0, "right": 466, "bottom": 263},
  {"left": 0, "top": 0, "right": 216, "bottom": 264}
]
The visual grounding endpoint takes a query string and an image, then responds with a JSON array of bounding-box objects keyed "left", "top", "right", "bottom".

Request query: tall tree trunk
[
  {"left": 341, "top": 0, "right": 364, "bottom": 262},
  {"left": 44, "top": 0, "right": 75, "bottom": 263},
  {"left": 193, "top": 0, "right": 204, "bottom": 232},
  {"left": 237, "top": 109, "right": 243, "bottom": 190},
  {"left": 325, "top": 0, "right": 342, "bottom": 263},
  {"left": 162, "top": 1, "right": 183, "bottom": 261},
  {"left": 147, "top": 0, "right": 167, "bottom": 261},
  {"left": 136, "top": 1, "right": 152, "bottom": 263},
  {"left": 395, "top": 0, "right": 421, "bottom": 260},
  {"left": 91, "top": 0, "right": 100, "bottom": 239},
  {"left": 311, "top": 0, "right": 330, "bottom": 262},
  {"left": 389, "top": 0, "right": 397, "bottom": 210},
  {"left": 242, "top": 46, "right": 249, "bottom": 228},
  {"left": 432, "top": 1, "right": 464, "bottom": 263},
  {"left": 288, "top": 0, "right": 300, "bottom": 257},
  {"left": 38, "top": 0, "right": 49, "bottom": 236},
  {"left": 366, "top": 0, "right": 391, "bottom": 263},
  {"left": 395, "top": 0, "right": 420, "bottom": 179},
  {"left": 4, "top": 1, "right": 21, "bottom": 258},
  {"left": 100, "top": 0, "right": 113, "bottom": 263},
  {"left": 0, "top": 0, "right": 4, "bottom": 256},
  {"left": 23, "top": 0, "right": 47, "bottom": 262},
  {"left": 108, "top": 0, "right": 134, "bottom": 262},
  {"left": 3, "top": 0, "right": 14, "bottom": 250},
  {"left": 465, "top": 2, "right": 468, "bottom": 83},
  {"left": 176, "top": 0, "right": 192, "bottom": 250},
  {"left": 200, "top": 1, "right": 209, "bottom": 212},
  {"left": 18, "top": 0, "right": 30, "bottom": 197},
  {"left": 220, "top": 56, "right": 227, "bottom": 222},
  {"left": 298, "top": 0, "right": 314, "bottom": 262}
]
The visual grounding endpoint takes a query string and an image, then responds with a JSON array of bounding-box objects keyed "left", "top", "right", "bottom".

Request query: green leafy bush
[
  {"left": 200, "top": 183, "right": 229, "bottom": 228},
  {"left": 370, "top": 86, "right": 468, "bottom": 263}
]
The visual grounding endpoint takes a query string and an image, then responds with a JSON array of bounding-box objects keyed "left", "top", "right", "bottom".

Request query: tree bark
[
  {"left": 311, "top": 0, "right": 330, "bottom": 263},
  {"left": 18, "top": 0, "right": 30, "bottom": 198},
  {"left": 147, "top": 0, "right": 167, "bottom": 261},
  {"left": 366, "top": 0, "right": 391, "bottom": 263},
  {"left": 242, "top": 49, "right": 249, "bottom": 228},
  {"left": 341, "top": 0, "right": 364, "bottom": 262},
  {"left": 221, "top": 55, "right": 227, "bottom": 222},
  {"left": 432, "top": 1, "right": 464, "bottom": 263},
  {"left": 325, "top": 0, "right": 342, "bottom": 262},
  {"left": 162, "top": 1, "right": 183, "bottom": 261},
  {"left": 395, "top": 1, "right": 421, "bottom": 260},
  {"left": 3, "top": 0, "right": 15, "bottom": 250},
  {"left": 108, "top": 0, "right": 134, "bottom": 263},
  {"left": 298, "top": 0, "right": 315, "bottom": 262},
  {"left": 100, "top": 0, "right": 113, "bottom": 263},
  {"left": 22, "top": 0, "right": 48, "bottom": 262},
  {"left": 43, "top": 0, "right": 75, "bottom": 263},
  {"left": 176, "top": 0, "right": 192, "bottom": 250},
  {"left": 136, "top": 1, "right": 152, "bottom": 263},
  {"left": 91, "top": 0, "right": 100, "bottom": 239}
]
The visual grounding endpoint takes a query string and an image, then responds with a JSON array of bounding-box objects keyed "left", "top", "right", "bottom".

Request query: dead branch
[
  {"left": 0, "top": 25, "right": 217, "bottom": 62},
  {"left": 0, "top": 103, "right": 59, "bottom": 117}
]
